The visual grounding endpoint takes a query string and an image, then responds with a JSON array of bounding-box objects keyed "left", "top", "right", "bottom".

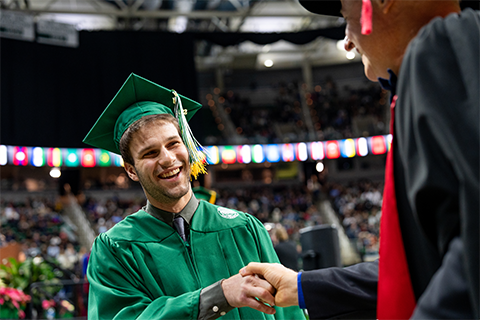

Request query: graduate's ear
[{"left": 124, "top": 162, "right": 139, "bottom": 182}]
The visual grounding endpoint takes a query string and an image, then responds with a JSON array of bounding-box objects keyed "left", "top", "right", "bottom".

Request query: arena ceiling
[{"left": 2, "top": 0, "right": 359, "bottom": 69}]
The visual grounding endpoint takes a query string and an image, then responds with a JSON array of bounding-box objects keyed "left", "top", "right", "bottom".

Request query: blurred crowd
[
  {"left": 215, "top": 185, "right": 323, "bottom": 242},
  {"left": 326, "top": 179, "right": 383, "bottom": 259},
  {"left": 1, "top": 177, "right": 384, "bottom": 285},
  {"left": 77, "top": 184, "right": 323, "bottom": 244},
  {"left": 205, "top": 77, "right": 388, "bottom": 145},
  {"left": 0, "top": 197, "right": 88, "bottom": 278},
  {"left": 1, "top": 178, "right": 383, "bottom": 267},
  {"left": 81, "top": 195, "right": 144, "bottom": 235}
]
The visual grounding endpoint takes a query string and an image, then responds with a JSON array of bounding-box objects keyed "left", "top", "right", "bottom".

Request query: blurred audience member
[{"left": 271, "top": 224, "right": 300, "bottom": 271}]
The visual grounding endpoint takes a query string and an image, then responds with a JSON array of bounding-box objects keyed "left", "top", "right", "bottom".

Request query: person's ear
[
  {"left": 124, "top": 163, "right": 139, "bottom": 182},
  {"left": 375, "top": 0, "right": 395, "bottom": 14}
]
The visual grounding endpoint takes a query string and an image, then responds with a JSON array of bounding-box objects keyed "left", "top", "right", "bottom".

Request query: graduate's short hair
[{"left": 119, "top": 114, "right": 181, "bottom": 166}]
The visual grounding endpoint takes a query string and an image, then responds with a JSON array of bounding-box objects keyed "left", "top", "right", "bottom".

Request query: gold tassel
[{"left": 171, "top": 90, "right": 208, "bottom": 180}]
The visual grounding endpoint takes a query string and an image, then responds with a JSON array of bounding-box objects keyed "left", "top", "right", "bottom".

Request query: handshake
[{"left": 221, "top": 263, "right": 299, "bottom": 315}]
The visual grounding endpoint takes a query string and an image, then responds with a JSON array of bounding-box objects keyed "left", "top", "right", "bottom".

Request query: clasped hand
[
  {"left": 222, "top": 273, "right": 277, "bottom": 314},
  {"left": 239, "top": 263, "right": 299, "bottom": 308}
]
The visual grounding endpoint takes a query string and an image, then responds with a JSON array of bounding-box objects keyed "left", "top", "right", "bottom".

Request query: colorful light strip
[
  {"left": 13, "top": 147, "right": 29, "bottom": 166},
  {"left": 370, "top": 136, "right": 387, "bottom": 155},
  {"left": 266, "top": 144, "right": 280, "bottom": 163},
  {"left": 206, "top": 146, "right": 219, "bottom": 165},
  {"left": 237, "top": 145, "right": 251, "bottom": 164},
  {"left": 65, "top": 149, "right": 80, "bottom": 167},
  {"left": 325, "top": 141, "right": 340, "bottom": 159},
  {"left": 221, "top": 146, "right": 236, "bottom": 164},
  {"left": 99, "top": 150, "right": 112, "bottom": 167},
  {"left": 357, "top": 137, "right": 368, "bottom": 157},
  {"left": 310, "top": 142, "right": 324, "bottom": 160},
  {"left": 0, "top": 135, "right": 391, "bottom": 167},
  {"left": 81, "top": 149, "right": 96, "bottom": 167},
  {"left": 0, "top": 145, "right": 7, "bottom": 166},
  {"left": 282, "top": 144, "right": 295, "bottom": 162},
  {"left": 341, "top": 139, "right": 356, "bottom": 158},
  {"left": 48, "top": 148, "right": 62, "bottom": 167},
  {"left": 252, "top": 145, "right": 264, "bottom": 163},
  {"left": 296, "top": 143, "right": 308, "bottom": 162},
  {"left": 32, "top": 147, "right": 45, "bottom": 167}
]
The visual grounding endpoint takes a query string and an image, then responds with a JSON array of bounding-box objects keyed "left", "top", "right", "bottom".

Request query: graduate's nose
[{"left": 159, "top": 149, "right": 176, "bottom": 167}]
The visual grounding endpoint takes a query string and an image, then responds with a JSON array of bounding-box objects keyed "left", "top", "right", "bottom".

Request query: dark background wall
[{"left": 1, "top": 31, "right": 199, "bottom": 149}]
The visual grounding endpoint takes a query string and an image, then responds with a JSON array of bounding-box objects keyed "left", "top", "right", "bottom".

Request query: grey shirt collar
[{"left": 144, "top": 194, "right": 199, "bottom": 227}]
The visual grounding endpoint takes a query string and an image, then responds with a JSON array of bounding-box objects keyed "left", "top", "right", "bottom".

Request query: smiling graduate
[{"left": 83, "top": 73, "right": 305, "bottom": 320}]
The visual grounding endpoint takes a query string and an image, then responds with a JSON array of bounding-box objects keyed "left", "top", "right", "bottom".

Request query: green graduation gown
[{"left": 87, "top": 200, "right": 305, "bottom": 320}]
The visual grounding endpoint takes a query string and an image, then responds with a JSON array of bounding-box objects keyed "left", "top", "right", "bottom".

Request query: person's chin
[
  {"left": 363, "top": 64, "right": 380, "bottom": 82},
  {"left": 365, "top": 70, "right": 379, "bottom": 82},
  {"left": 361, "top": 55, "right": 379, "bottom": 82}
]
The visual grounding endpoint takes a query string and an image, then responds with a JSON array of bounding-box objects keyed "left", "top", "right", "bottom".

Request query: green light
[
  {"left": 65, "top": 149, "right": 79, "bottom": 167},
  {"left": 99, "top": 150, "right": 111, "bottom": 166}
]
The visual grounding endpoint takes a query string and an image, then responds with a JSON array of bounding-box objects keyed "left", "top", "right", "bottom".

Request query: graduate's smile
[{"left": 158, "top": 166, "right": 183, "bottom": 180}]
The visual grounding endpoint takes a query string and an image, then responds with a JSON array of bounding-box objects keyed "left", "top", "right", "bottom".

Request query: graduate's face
[
  {"left": 341, "top": 0, "right": 390, "bottom": 81},
  {"left": 124, "top": 120, "right": 191, "bottom": 207}
]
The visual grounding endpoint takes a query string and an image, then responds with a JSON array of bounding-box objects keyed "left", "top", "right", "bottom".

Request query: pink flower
[
  {"left": 42, "top": 299, "right": 55, "bottom": 310},
  {"left": 42, "top": 300, "right": 50, "bottom": 310},
  {"left": 18, "top": 310, "right": 25, "bottom": 319},
  {"left": 11, "top": 299, "right": 19, "bottom": 309},
  {"left": 18, "top": 291, "right": 30, "bottom": 303},
  {"left": 0, "top": 287, "right": 31, "bottom": 313},
  {"left": 6, "top": 288, "right": 22, "bottom": 302}
]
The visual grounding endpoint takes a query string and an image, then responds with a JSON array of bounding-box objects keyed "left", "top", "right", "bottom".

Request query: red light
[
  {"left": 371, "top": 136, "right": 387, "bottom": 155},
  {"left": 13, "top": 147, "right": 28, "bottom": 166},
  {"left": 81, "top": 149, "right": 96, "bottom": 167},
  {"left": 221, "top": 148, "right": 236, "bottom": 164},
  {"left": 282, "top": 144, "right": 294, "bottom": 162},
  {"left": 326, "top": 141, "right": 340, "bottom": 159}
]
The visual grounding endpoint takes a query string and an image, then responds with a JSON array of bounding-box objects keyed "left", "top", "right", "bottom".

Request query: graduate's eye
[
  {"left": 168, "top": 141, "right": 181, "bottom": 148},
  {"left": 143, "top": 150, "right": 158, "bottom": 158}
]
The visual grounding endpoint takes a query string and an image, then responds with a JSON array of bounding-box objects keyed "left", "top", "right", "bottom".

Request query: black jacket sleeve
[
  {"left": 396, "top": 9, "right": 479, "bottom": 319},
  {"left": 301, "top": 261, "right": 377, "bottom": 319}
]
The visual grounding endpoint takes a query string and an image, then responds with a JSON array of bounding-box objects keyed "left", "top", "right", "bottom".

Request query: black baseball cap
[
  {"left": 299, "top": 0, "right": 478, "bottom": 17},
  {"left": 299, "top": 0, "right": 342, "bottom": 17}
]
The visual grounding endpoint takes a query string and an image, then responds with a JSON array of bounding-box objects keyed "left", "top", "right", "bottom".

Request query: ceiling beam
[{"left": 4, "top": 8, "right": 323, "bottom": 19}]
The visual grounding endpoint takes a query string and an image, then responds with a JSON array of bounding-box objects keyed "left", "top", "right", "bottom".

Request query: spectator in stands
[
  {"left": 47, "top": 236, "right": 61, "bottom": 258},
  {"left": 83, "top": 73, "right": 304, "bottom": 320},
  {"left": 57, "top": 246, "right": 74, "bottom": 270},
  {"left": 271, "top": 224, "right": 299, "bottom": 272}
]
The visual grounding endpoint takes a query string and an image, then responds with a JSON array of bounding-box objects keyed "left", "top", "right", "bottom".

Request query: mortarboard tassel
[
  {"left": 171, "top": 90, "right": 208, "bottom": 180},
  {"left": 361, "top": 0, "right": 373, "bottom": 35}
]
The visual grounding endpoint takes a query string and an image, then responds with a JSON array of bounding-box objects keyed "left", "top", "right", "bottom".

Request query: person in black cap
[
  {"left": 83, "top": 73, "right": 305, "bottom": 320},
  {"left": 241, "top": 0, "right": 479, "bottom": 319}
]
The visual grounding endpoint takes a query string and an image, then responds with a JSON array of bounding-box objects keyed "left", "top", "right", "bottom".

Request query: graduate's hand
[
  {"left": 222, "top": 273, "right": 276, "bottom": 314},
  {"left": 240, "top": 262, "right": 299, "bottom": 307}
]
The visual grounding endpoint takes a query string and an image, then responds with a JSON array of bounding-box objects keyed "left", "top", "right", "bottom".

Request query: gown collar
[
  {"left": 378, "top": 69, "right": 398, "bottom": 96},
  {"left": 145, "top": 193, "right": 199, "bottom": 227}
]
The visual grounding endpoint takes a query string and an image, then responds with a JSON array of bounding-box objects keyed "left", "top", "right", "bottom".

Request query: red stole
[{"left": 377, "top": 95, "right": 416, "bottom": 319}]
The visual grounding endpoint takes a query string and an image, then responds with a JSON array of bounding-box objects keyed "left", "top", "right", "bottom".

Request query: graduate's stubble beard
[{"left": 135, "top": 161, "right": 192, "bottom": 205}]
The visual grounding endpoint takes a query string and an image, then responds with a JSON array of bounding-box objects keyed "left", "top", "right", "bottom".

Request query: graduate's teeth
[{"left": 160, "top": 168, "right": 180, "bottom": 178}]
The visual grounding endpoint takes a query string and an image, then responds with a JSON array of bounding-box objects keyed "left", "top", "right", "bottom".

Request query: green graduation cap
[{"left": 83, "top": 73, "right": 207, "bottom": 179}]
